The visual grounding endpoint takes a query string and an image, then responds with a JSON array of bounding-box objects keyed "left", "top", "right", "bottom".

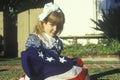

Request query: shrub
[
  {"left": 61, "top": 39, "right": 120, "bottom": 57},
  {"left": 91, "top": 6, "right": 120, "bottom": 41}
]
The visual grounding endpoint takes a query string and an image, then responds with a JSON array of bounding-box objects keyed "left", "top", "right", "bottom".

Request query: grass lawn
[{"left": 0, "top": 58, "right": 120, "bottom": 80}]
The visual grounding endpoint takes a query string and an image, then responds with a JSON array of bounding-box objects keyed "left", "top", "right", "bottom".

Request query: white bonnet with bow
[{"left": 38, "top": 2, "right": 61, "bottom": 21}]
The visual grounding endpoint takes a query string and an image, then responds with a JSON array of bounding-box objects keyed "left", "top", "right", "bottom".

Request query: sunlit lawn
[{"left": 0, "top": 58, "right": 120, "bottom": 80}]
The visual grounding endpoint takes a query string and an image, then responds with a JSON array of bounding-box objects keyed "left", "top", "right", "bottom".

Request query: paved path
[
  {"left": 82, "top": 57, "right": 120, "bottom": 61},
  {"left": 84, "top": 64, "right": 120, "bottom": 68},
  {"left": 0, "top": 63, "right": 120, "bottom": 69}
]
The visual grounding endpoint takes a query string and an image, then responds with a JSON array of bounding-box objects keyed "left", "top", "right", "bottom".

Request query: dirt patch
[{"left": 0, "top": 65, "right": 22, "bottom": 69}]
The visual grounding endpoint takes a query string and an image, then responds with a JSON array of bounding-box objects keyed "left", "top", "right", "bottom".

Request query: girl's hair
[{"left": 34, "top": 10, "right": 65, "bottom": 40}]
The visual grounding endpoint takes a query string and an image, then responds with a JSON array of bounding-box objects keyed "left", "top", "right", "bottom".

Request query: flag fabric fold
[{"left": 19, "top": 46, "right": 88, "bottom": 80}]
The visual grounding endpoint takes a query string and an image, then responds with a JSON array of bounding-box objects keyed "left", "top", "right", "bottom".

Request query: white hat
[{"left": 38, "top": 2, "right": 61, "bottom": 21}]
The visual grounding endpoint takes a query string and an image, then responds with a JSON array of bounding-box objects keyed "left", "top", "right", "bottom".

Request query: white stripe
[
  {"left": 45, "top": 66, "right": 82, "bottom": 80},
  {"left": 24, "top": 75, "right": 30, "bottom": 80},
  {"left": 19, "top": 75, "right": 30, "bottom": 80}
]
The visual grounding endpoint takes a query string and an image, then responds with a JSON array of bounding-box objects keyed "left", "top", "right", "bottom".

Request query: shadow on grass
[
  {"left": 0, "top": 58, "right": 20, "bottom": 61},
  {"left": 90, "top": 68, "right": 120, "bottom": 80},
  {"left": 0, "top": 69, "right": 8, "bottom": 72},
  {"left": 0, "top": 59, "right": 10, "bottom": 61}
]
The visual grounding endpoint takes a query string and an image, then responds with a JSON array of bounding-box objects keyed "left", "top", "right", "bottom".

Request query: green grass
[
  {"left": 89, "top": 67, "right": 120, "bottom": 80},
  {"left": 0, "top": 58, "right": 120, "bottom": 80},
  {"left": 0, "top": 58, "right": 23, "bottom": 80},
  {"left": 0, "top": 69, "right": 24, "bottom": 80},
  {"left": 0, "top": 58, "right": 21, "bottom": 66}
]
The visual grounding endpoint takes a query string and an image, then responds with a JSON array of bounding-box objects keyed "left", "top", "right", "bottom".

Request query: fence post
[
  {"left": 17, "top": 10, "right": 29, "bottom": 57},
  {"left": 73, "top": 37, "right": 77, "bottom": 44},
  {"left": 0, "top": 12, "right": 3, "bottom": 36},
  {"left": 17, "top": 8, "right": 43, "bottom": 57}
]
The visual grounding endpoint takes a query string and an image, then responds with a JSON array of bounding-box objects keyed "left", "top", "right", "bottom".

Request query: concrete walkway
[{"left": 82, "top": 57, "right": 120, "bottom": 61}]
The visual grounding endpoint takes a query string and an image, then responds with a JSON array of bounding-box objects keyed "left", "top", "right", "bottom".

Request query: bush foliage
[
  {"left": 61, "top": 39, "right": 120, "bottom": 57},
  {"left": 91, "top": 6, "right": 120, "bottom": 41}
]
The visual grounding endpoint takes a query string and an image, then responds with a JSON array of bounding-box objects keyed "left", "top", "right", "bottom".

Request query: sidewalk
[
  {"left": 82, "top": 57, "right": 120, "bottom": 61},
  {"left": 84, "top": 63, "right": 120, "bottom": 68}
]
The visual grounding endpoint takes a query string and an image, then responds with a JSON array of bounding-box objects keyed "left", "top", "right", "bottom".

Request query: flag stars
[
  {"left": 46, "top": 57, "right": 55, "bottom": 62},
  {"left": 38, "top": 51, "right": 44, "bottom": 58},
  {"left": 59, "top": 57, "right": 67, "bottom": 63}
]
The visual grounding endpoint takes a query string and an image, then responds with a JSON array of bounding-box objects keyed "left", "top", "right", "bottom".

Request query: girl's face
[{"left": 43, "top": 21, "right": 58, "bottom": 37}]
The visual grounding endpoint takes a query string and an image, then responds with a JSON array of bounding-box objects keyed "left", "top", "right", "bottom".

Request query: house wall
[
  {"left": 54, "top": 0, "right": 102, "bottom": 36},
  {"left": 54, "top": 0, "right": 103, "bottom": 44}
]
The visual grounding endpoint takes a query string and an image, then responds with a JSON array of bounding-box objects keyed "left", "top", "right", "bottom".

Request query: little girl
[{"left": 17, "top": 2, "right": 90, "bottom": 80}]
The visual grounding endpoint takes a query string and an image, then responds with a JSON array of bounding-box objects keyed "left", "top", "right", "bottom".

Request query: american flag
[{"left": 18, "top": 47, "right": 89, "bottom": 80}]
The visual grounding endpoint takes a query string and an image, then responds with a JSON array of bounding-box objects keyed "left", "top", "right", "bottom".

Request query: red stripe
[
  {"left": 16, "top": 78, "right": 19, "bottom": 80},
  {"left": 77, "top": 58, "right": 83, "bottom": 67},
  {"left": 17, "top": 74, "right": 26, "bottom": 80},
  {"left": 21, "top": 74, "right": 26, "bottom": 78},
  {"left": 69, "top": 68, "right": 88, "bottom": 80}
]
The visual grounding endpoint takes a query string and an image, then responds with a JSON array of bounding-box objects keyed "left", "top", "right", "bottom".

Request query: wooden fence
[
  {"left": 0, "top": 12, "right": 3, "bottom": 36},
  {"left": 0, "top": 12, "right": 3, "bottom": 56},
  {"left": 60, "top": 34, "right": 105, "bottom": 44},
  {"left": 17, "top": 8, "right": 43, "bottom": 57}
]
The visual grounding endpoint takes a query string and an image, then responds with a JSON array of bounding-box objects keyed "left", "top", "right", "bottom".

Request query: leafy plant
[
  {"left": 91, "top": 7, "right": 120, "bottom": 41},
  {"left": 61, "top": 39, "right": 120, "bottom": 57}
]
